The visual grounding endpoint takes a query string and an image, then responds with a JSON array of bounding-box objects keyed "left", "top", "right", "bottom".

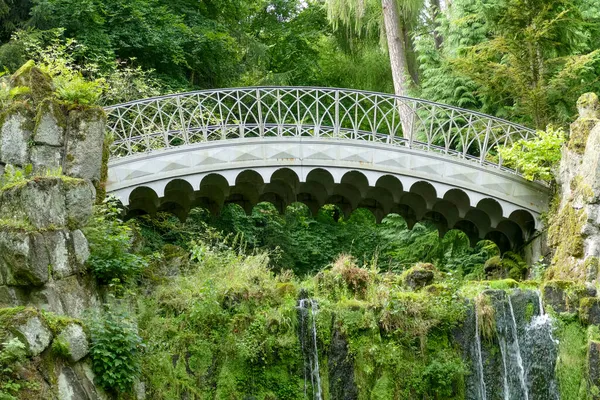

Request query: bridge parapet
[{"left": 105, "top": 87, "right": 537, "bottom": 172}]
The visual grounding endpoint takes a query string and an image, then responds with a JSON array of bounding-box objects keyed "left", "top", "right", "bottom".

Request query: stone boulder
[
  {"left": 12, "top": 314, "right": 52, "bottom": 356},
  {"left": 403, "top": 263, "right": 436, "bottom": 290},
  {"left": 30, "top": 144, "right": 62, "bottom": 173},
  {"left": 0, "top": 230, "right": 50, "bottom": 286},
  {"left": 58, "top": 363, "right": 108, "bottom": 400},
  {"left": 56, "top": 323, "right": 89, "bottom": 362},
  {"left": 0, "top": 178, "right": 95, "bottom": 230},
  {"left": 64, "top": 107, "right": 106, "bottom": 183},
  {"left": 9, "top": 60, "right": 53, "bottom": 105},
  {"left": 33, "top": 99, "right": 66, "bottom": 147},
  {"left": 0, "top": 105, "right": 34, "bottom": 166},
  {"left": 581, "top": 298, "right": 600, "bottom": 325},
  {"left": 541, "top": 280, "right": 587, "bottom": 314}
]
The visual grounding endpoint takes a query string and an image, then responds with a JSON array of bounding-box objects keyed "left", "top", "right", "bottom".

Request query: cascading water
[
  {"left": 474, "top": 308, "right": 487, "bottom": 400},
  {"left": 521, "top": 291, "right": 560, "bottom": 400},
  {"left": 297, "top": 297, "right": 323, "bottom": 400},
  {"left": 468, "top": 289, "right": 560, "bottom": 400},
  {"left": 507, "top": 296, "right": 529, "bottom": 399}
]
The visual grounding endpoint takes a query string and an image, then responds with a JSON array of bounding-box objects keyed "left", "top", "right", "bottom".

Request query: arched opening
[
  {"left": 376, "top": 175, "right": 403, "bottom": 202},
  {"left": 432, "top": 200, "right": 459, "bottom": 227},
  {"left": 452, "top": 220, "right": 480, "bottom": 248},
  {"left": 485, "top": 230, "right": 511, "bottom": 253},
  {"left": 341, "top": 170, "right": 369, "bottom": 197},
  {"left": 477, "top": 198, "right": 504, "bottom": 227},
  {"left": 422, "top": 211, "right": 449, "bottom": 236},
  {"left": 509, "top": 210, "right": 536, "bottom": 240},
  {"left": 128, "top": 186, "right": 160, "bottom": 216},
  {"left": 410, "top": 181, "right": 437, "bottom": 208}
]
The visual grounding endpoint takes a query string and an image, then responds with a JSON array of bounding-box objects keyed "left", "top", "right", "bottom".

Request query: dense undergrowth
[
  {"left": 135, "top": 214, "right": 469, "bottom": 399},
  {"left": 3, "top": 196, "right": 594, "bottom": 399},
  {"left": 83, "top": 199, "right": 512, "bottom": 398},
  {"left": 136, "top": 202, "right": 503, "bottom": 278}
]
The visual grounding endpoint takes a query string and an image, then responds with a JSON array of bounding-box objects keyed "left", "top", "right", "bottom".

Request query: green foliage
[
  {"left": 0, "top": 338, "right": 28, "bottom": 399},
  {"left": 498, "top": 126, "right": 565, "bottom": 182},
  {"left": 553, "top": 319, "right": 591, "bottom": 400},
  {"left": 84, "top": 197, "right": 147, "bottom": 283},
  {"left": 136, "top": 204, "right": 499, "bottom": 279},
  {"left": 88, "top": 303, "right": 143, "bottom": 394},
  {"left": 137, "top": 227, "right": 469, "bottom": 399},
  {"left": 52, "top": 70, "right": 102, "bottom": 105},
  {"left": 0, "top": 164, "right": 30, "bottom": 191},
  {"left": 438, "top": 0, "right": 600, "bottom": 127}
]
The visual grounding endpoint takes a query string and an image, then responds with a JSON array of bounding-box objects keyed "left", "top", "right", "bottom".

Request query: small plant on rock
[
  {"left": 88, "top": 304, "right": 143, "bottom": 394},
  {"left": 84, "top": 196, "right": 147, "bottom": 283},
  {"left": 0, "top": 338, "right": 30, "bottom": 399}
]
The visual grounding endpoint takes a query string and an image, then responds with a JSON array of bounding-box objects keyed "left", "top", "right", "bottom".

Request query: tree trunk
[
  {"left": 381, "top": 0, "right": 413, "bottom": 138},
  {"left": 431, "top": 0, "right": 444, "bottom": 50},
  {"left": 403, "top": 21, "right": 420, "bottom": 85}
]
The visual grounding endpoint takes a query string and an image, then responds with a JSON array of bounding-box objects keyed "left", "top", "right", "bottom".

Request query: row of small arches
[{"left": 125, "top": 167, "right": 537, "bottom": 251}]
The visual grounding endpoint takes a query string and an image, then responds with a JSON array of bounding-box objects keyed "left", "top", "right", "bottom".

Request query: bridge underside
[{"left": 107, "top": 138, "right": 549, "bottom": 251}]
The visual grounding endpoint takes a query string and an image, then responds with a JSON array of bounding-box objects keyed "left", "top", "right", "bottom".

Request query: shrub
[
  {"left": 84, "top": 197, "right": 147, "bottom": 283},
  {"left": 497, "top": 126, "right": 565, "bottom": 182},
  {"left": 88, "top": 305, "right": 143, "bottom": 394},
  {"left": 0, "top": 338, "right": 29, "bottom": 399},
  {"left": 53, "top": 71, "right": 103, "bottom": 105}
]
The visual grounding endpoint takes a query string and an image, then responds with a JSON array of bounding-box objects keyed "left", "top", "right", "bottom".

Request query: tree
[
  {"left": 325, "top": 0, "right": 424, "bottom": 137},
  {"left": 0, "top": 0, "right": 32, "bottom": 42},
  {"left": 427, "top": 0, "right": 600, "bottom": 127}
]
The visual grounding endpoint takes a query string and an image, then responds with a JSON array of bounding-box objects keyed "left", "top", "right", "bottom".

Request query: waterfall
[
  {"left": 467, "top": 290, "right": 560, "bottom": 400},
  {"left": 522, "top": 291, "right": 560, "bottom": 400},
  {"left": 297, "top": 298, "right": 323, "bottom": 400},
  {"left": 507, "top": 296, "right": 529, "bottom": 399},
  {"left": 474, "top": 306, "right": 487, "bottom": 400}
]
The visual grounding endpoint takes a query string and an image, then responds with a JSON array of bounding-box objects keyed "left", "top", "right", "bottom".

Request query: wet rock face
[
  {"left": 457, "top": 289, "right": 559, "bottom": 400},
  {"left": 590, "top": 341, "right": 600, "bottom": 398},
  {"left": 328, "top": 328, "right": 358, "bottom": 400}
]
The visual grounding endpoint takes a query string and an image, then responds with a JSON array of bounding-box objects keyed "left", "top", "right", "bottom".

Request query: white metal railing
[{"left": 104, "top": 87, "right": 537, "bottom": 174}]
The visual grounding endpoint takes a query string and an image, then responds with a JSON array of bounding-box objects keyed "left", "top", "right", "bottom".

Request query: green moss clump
[
  {"left": 40, "top": 310, "right": 82, "bottom": 336},
  {"left": 9, "top": 60, "right": 54, "bottom": 106},
  {"left": 547, "top": 202, "right": 586, "bottom": 280},
  {"left": 585, "top": 257, "right": 600, "bottom": 281},
  {"left": 568, "top": 119, "right": 598, "bottom": 153},
  {"left": 554, "top": 320, "right": 591, "bottom": 400},
  {"left": 579, "top": 298, "right": 600, "bottom": 325}
]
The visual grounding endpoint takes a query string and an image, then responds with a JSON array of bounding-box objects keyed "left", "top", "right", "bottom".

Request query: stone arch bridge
[{"left": 104, "top": 87, "right": 549, "bottom": 250}]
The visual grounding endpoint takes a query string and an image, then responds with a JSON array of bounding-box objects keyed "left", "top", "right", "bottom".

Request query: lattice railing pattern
[{"left": 104, "top": 87, "right": 537, "bottom": 173}]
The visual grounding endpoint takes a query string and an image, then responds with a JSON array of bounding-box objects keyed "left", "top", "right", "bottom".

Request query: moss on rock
[{"left": 547, "top": 202, "right": 587, "bottom": 280}]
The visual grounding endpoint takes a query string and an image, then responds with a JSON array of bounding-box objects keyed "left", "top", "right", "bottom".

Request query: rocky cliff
[{"left": 0, "top": 62, "right": 107, "bottom": 399}]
